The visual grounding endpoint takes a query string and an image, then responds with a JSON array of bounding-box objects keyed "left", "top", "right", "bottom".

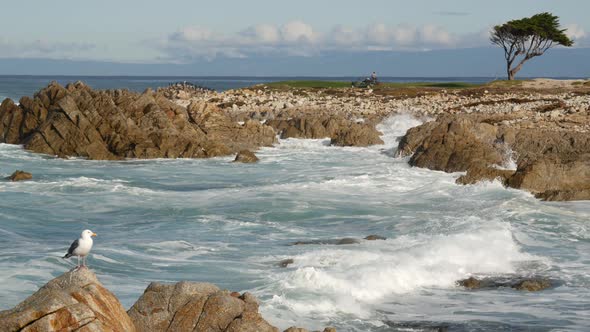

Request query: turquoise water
[{"left": 1, "top": 114, "right": 589, "bottom": 331}]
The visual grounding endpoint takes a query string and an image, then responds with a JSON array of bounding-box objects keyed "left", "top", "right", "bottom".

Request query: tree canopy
[{"left": 490, "top": 13, "right": 573, "bottom": 80}]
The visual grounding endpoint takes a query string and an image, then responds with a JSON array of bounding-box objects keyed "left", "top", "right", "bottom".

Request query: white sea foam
[
  {"left": 261, "top": 224, "right": 542, "bottom": 320},
  {"left": 377, "top": 113, "right": 426, "bottom": 147},
  {"left": 0, "top": 176, "right": 155, "bottom": 195}
]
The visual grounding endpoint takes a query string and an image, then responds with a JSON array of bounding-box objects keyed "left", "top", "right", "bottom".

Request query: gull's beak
[{"left": 92, "top": 233, "right": 97, "bottom": 237}]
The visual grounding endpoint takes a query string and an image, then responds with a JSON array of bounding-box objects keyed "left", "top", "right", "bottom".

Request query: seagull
[{"left": 63, "top": 229, "right": 97, "bottom": 269}]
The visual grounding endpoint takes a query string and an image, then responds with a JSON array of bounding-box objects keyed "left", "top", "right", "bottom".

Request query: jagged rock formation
[
  {"left": 0, "top": 269, "right": 136, "bottom": 332},
  {"left": 0, "top": 270, "right": 335, "bottom": 332},
  {"left": 128, "top": 281, "right": 277, "bottom": 332},
  {"left": 398, "top": 112, "right": 590, "bottom": 201},
  {"left": 0, "top": 82, "right": 276, "bottom": 160}
]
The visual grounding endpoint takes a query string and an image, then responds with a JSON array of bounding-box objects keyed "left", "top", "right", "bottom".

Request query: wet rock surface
[
  {"left": 278, "top": 258, "right": 295, "bottom": 268},
  {"left": 291, "top": 238, "right": 361, "bottom": 246},
  {"left": 233, "top": 149, "right": 259, "bottom": 163},
  {"left": 364, "top": 235, "right": 387, "bottom": 241},
  {"left": 6, "top": 170, "right": 32, "bottom": 182},
  {"left": 456, "top": 276, "right": 553, "bottom": 291},
  {"left": 398, "top": 111, "right": 590, "bottom": 201}
]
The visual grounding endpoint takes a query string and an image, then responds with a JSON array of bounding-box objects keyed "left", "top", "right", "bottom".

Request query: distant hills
[{"left": 0, "top": 47, "right": 588, "bottom": 78}]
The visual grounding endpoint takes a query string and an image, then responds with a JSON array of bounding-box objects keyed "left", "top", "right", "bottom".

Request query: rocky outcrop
[
  {"left": 0, "top": 82, "right": 276, "bottom": 160},
  {"left": 7, "top": 170, "right": 32, "bottom": 182},
  {"left": 456, "top": 276, "right": 552, "bottom": 291},
  {"left": 157, "top": 82, "right": 214, "bottom": 101},
  {"left": 0, "top": 270, "right": 333, "bottom": 332},
  {"left": 512, "top": 278, "right": 552, "bottom": 291},
  {"left": 290, "top": 235, "right": 387, "bottom": 245},
  {"left": 398, "top": 112, "right": 590, "bottom": 201},
  {"left": 128, "top": 281, "right": 277, "bottom": 332},
  {"left": 330, "top": 123, "right": 384, "bottom": 147},
  {"left": 0, "top": 269, "right": 136, "bottom": 332},
  {"left": 266, "top": 117, "right": 383, "bottom": 147},
  {"left": 364, "top": 235, "right": 387, "bottom": 241},
  {"left": 291, "top": 238, "right": 360, "bottom": 246},
  {"left": 233, "top": 150, "right": 259, "bottom": 163}
]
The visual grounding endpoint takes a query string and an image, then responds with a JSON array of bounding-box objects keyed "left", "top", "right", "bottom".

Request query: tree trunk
[
  {"left": 508, "top": 58, "right": 528, "bottom": 80},
  {"left": 506, "top": 59, "right": 514, "bottom": 80},
  {"left": 507, "top": 67, "right": 514, "bottom": 80}
]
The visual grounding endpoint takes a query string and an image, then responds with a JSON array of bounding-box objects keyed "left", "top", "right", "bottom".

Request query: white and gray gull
[{"left": 63, "top": 229, "right": 97, "bottom": 269}]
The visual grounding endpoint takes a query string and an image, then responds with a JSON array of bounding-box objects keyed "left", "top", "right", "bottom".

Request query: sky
[{"left": 0, "top": 0, "right": 588, "bottom": 75}]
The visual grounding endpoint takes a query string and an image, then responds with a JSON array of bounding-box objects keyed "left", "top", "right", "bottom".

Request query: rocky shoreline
[{"left": 1, "top": 79, "right": 589, "bottom": 201}]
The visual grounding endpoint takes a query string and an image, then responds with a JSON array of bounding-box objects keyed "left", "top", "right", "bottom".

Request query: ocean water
[{"left": 0, "top": 79, "right": 589, "bottom": 331}]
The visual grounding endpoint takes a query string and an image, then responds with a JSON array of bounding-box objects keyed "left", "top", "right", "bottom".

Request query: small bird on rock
[{"left": 63, "top": 229, "right": 97, "bottom": 269}]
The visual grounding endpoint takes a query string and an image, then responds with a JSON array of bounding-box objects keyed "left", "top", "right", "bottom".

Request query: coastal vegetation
[
  {"left": 490, "top": 12, "right": 574, "bottom": 80},
  {"left": 265, "top": 80, "right": 480, "bottom": 89}
]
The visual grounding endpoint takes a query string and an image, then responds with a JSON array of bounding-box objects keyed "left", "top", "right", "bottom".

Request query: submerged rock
[
  {"left": 234, "top": 149, "right": 259, "bottom": 163},
  {"left": 512, "top": 278, "right": 552, "bottom": 292},
  {"left": 7, "top": 170, "right": 32, "bottom": 182},
  {"left": 0, "top": 269, "right": 136, "bottom": 332},
  {"left": 456, "top": 276, "right": 552, "bottom": 292},
  {"left": 0, "top": 82, "right": 276, "bottom": 160},
  {"left": 278, "top": 258, "right": 295, "bottom": 268},
  {"left": 456, "top": 166, "right": 515, "bottom": 185},
  {"left": 291, "top": 238, "right": 361, "bottom": 246},
  {"left": 457, "top": 277, "right": 481, "bottom": 289},
  {"left": 364, "top": 235, "right": 387, "bottom": 241}
]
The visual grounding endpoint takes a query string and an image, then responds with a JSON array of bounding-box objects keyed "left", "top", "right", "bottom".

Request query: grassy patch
[
  {"left": 261, "top": 80, "right": 480, "bottom": 89},
  {"left": 264, "top": 80, "right": 353, "bottom": 89},
  {"left": 486, "top": 80, "right": 525, "bottom": 88},
  {"left": 380, "top": 82, "right": 480, "bottom": 89}
]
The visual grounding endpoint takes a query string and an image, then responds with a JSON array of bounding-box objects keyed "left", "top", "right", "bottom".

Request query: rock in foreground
[
  {"left": 128, "top": 281, "right": 277, "bottom": 332},
  {"left": 0, "top": 82, "right": 276, "bottom": 160},
  {"left": 0, "top": 269, "right": 136, "bottom": 332},
  {"left": 0, "top": 270, "right": 334, "bottom": 332}
]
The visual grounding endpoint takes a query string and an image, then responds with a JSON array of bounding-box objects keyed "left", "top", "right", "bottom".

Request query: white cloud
[
  {"left": 155, "top": 21, "right": 587, "bottom": 62},
  {"left": 280, "top": 21, "right": 318, "bottom": 43},
  {"left": 239, "top": 24, "right": 280, "bottom": 44},
  {"left": 566, "top": 24, "right": 586, "bottom": 40},
  {"left": 170, "top": 27, "right": 216, "bottom": 42},
  {"left": 420, "top": 25, "right": 455, "bottom": 45}
]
